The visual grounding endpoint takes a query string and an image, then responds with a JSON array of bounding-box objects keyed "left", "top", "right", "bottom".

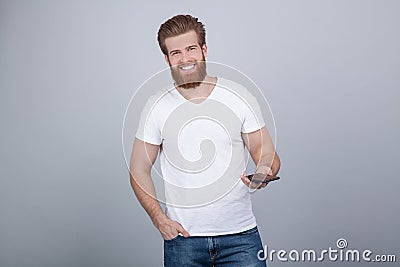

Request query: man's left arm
[{"left": 241, "top": 126, "right": 281, "bottom": 189}]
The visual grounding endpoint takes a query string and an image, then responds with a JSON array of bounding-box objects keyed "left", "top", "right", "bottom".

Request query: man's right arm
[{"left": 129, "top": 138, "right": 189, "bottom": 240}]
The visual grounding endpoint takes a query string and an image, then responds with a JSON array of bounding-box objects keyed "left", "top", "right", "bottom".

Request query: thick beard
[{"left": 170, "top": 57, "right": 207, "bottom": 89}]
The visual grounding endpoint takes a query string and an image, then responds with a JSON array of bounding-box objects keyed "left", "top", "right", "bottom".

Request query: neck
[{"left": 176, "top": 76, "right": 217, "bottom": 101}]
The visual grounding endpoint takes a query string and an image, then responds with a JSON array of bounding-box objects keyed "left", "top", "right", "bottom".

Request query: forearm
[
  {"left": 243, "top": 127, "right": 278, "bottom": 175},
  {"left": 130, "top": 171, "right": 166, "bottom": 226},
  {"left": 270, "top": 153, "right": 280, "bottom": 176},
  {"left": 255, "top": 152, "right": 274, "bottom": 173},
  {"left": 256, "top": 152, "right": 280, "bottom": 175}
]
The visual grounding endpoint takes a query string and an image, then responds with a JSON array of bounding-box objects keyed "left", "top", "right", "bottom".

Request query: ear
[
  {"left": 164, "top": 54, "right": 170, "bottom": 65},
  {"left": 202, "top": 44, "right": 208, "bottom": 58}
]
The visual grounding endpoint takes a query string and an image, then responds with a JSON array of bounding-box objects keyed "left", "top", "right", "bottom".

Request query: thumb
[{"left": 175, "top": 222, "right": 190, "bottom": 237}]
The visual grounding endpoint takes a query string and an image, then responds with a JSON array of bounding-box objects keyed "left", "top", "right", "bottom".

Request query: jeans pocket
[{"left": 164, "top": 234, "right": 180, "bottom": 242}]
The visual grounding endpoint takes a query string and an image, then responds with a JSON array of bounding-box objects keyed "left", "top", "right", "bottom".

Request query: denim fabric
[{"left": 164, "top": 226, "right": 267, "bottom": 267}]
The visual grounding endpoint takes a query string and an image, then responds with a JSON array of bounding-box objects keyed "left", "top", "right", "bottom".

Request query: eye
[{"left": 170, "top": 51, "right": 180, "bottom": 56}]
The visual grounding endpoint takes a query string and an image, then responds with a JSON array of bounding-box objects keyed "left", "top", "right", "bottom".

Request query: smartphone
[{"left": 247, "top": 173, "right": 280, "bottom": 183}]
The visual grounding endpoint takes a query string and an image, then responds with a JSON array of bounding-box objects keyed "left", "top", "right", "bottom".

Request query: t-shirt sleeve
[
  {"left": 241, "top": 91, "right": 266, "bottom": 133},
  {"left": 135, "top": 97, "right": 162, "bottom": 145}
]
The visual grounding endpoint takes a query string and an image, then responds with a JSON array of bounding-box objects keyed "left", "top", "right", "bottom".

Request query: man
[{"left": 130, "top": 14, "right": 280, "bottom": 266}]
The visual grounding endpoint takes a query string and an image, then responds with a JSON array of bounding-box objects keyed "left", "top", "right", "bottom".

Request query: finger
[
  {"left": 241, "top": 175, "right": 250, "bottom": 187},
  {"left": 165, "top": 232, "right": 178, "bottom": 240},
  {"left": 260, "top": 181, "right": 269, "bottom": 188},
  {"left": 249, "top": 180, "right": 262, "bottom": 191},
  {"left": 241, "top": 173, "right": 261, "bottom": 190},
  {"left": 162, "top": 228, "right": 179, "bottom": 240},
  {"left": 257, "top": 182, "right": 268, "bottom": 189},
  {"left": 174, "top": 222, "right": 190, "bottom": 237}
]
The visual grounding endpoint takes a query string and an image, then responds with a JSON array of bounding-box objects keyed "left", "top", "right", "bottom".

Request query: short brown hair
[{"left": 157, "top": 14, "right": 206, "bottom": 55}]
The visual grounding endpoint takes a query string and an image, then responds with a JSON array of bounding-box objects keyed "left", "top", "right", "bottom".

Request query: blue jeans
[{"left": 164, "top": 226, "right": 267, "bottom": 267}]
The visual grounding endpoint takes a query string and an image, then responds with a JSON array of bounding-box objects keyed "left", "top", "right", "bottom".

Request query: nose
[{"left": 179, "top": 51, "right": 189, "bottom": 63}]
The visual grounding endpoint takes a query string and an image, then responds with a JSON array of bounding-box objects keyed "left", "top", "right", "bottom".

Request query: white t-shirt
[{"left": 136, "top": 77, "right": 265, "bottom": 236}]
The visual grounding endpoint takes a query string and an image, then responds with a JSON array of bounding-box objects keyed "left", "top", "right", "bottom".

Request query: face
[{"left": 164, "top": 30, "right": 207, "bottom": 88}]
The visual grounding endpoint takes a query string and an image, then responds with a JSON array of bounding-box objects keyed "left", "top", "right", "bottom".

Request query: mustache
[{"left": 170, "top": 60, "right": 205, "bottom": 69}]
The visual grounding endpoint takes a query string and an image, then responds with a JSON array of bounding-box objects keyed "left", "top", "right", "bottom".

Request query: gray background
[{"left": 1, "top": 0, "right": 399, "bottom": 266}]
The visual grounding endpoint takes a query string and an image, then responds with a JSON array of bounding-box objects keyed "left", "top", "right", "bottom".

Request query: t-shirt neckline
[{"left": 173, "top": 77, "right": 219, "bottom": 104}]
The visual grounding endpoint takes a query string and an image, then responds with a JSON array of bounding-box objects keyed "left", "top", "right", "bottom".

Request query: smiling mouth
[{"left": 179, "top": 63, "right": 196, "bottom": 71}]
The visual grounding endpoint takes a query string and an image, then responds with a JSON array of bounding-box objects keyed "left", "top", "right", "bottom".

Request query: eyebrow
[
  {"left": 169, "top": 44, "right": 199, "bottom": 55},
  {"left": 169, "top": 50, "right": 180, "bottom": 55}
]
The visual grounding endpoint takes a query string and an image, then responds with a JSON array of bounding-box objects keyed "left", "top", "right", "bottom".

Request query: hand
[
  {"left": 153, "top": 213, "right": 190, "bottom": 240},
  {"left": 241, "top": 169, "right": 273, "bottom": 190}
]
